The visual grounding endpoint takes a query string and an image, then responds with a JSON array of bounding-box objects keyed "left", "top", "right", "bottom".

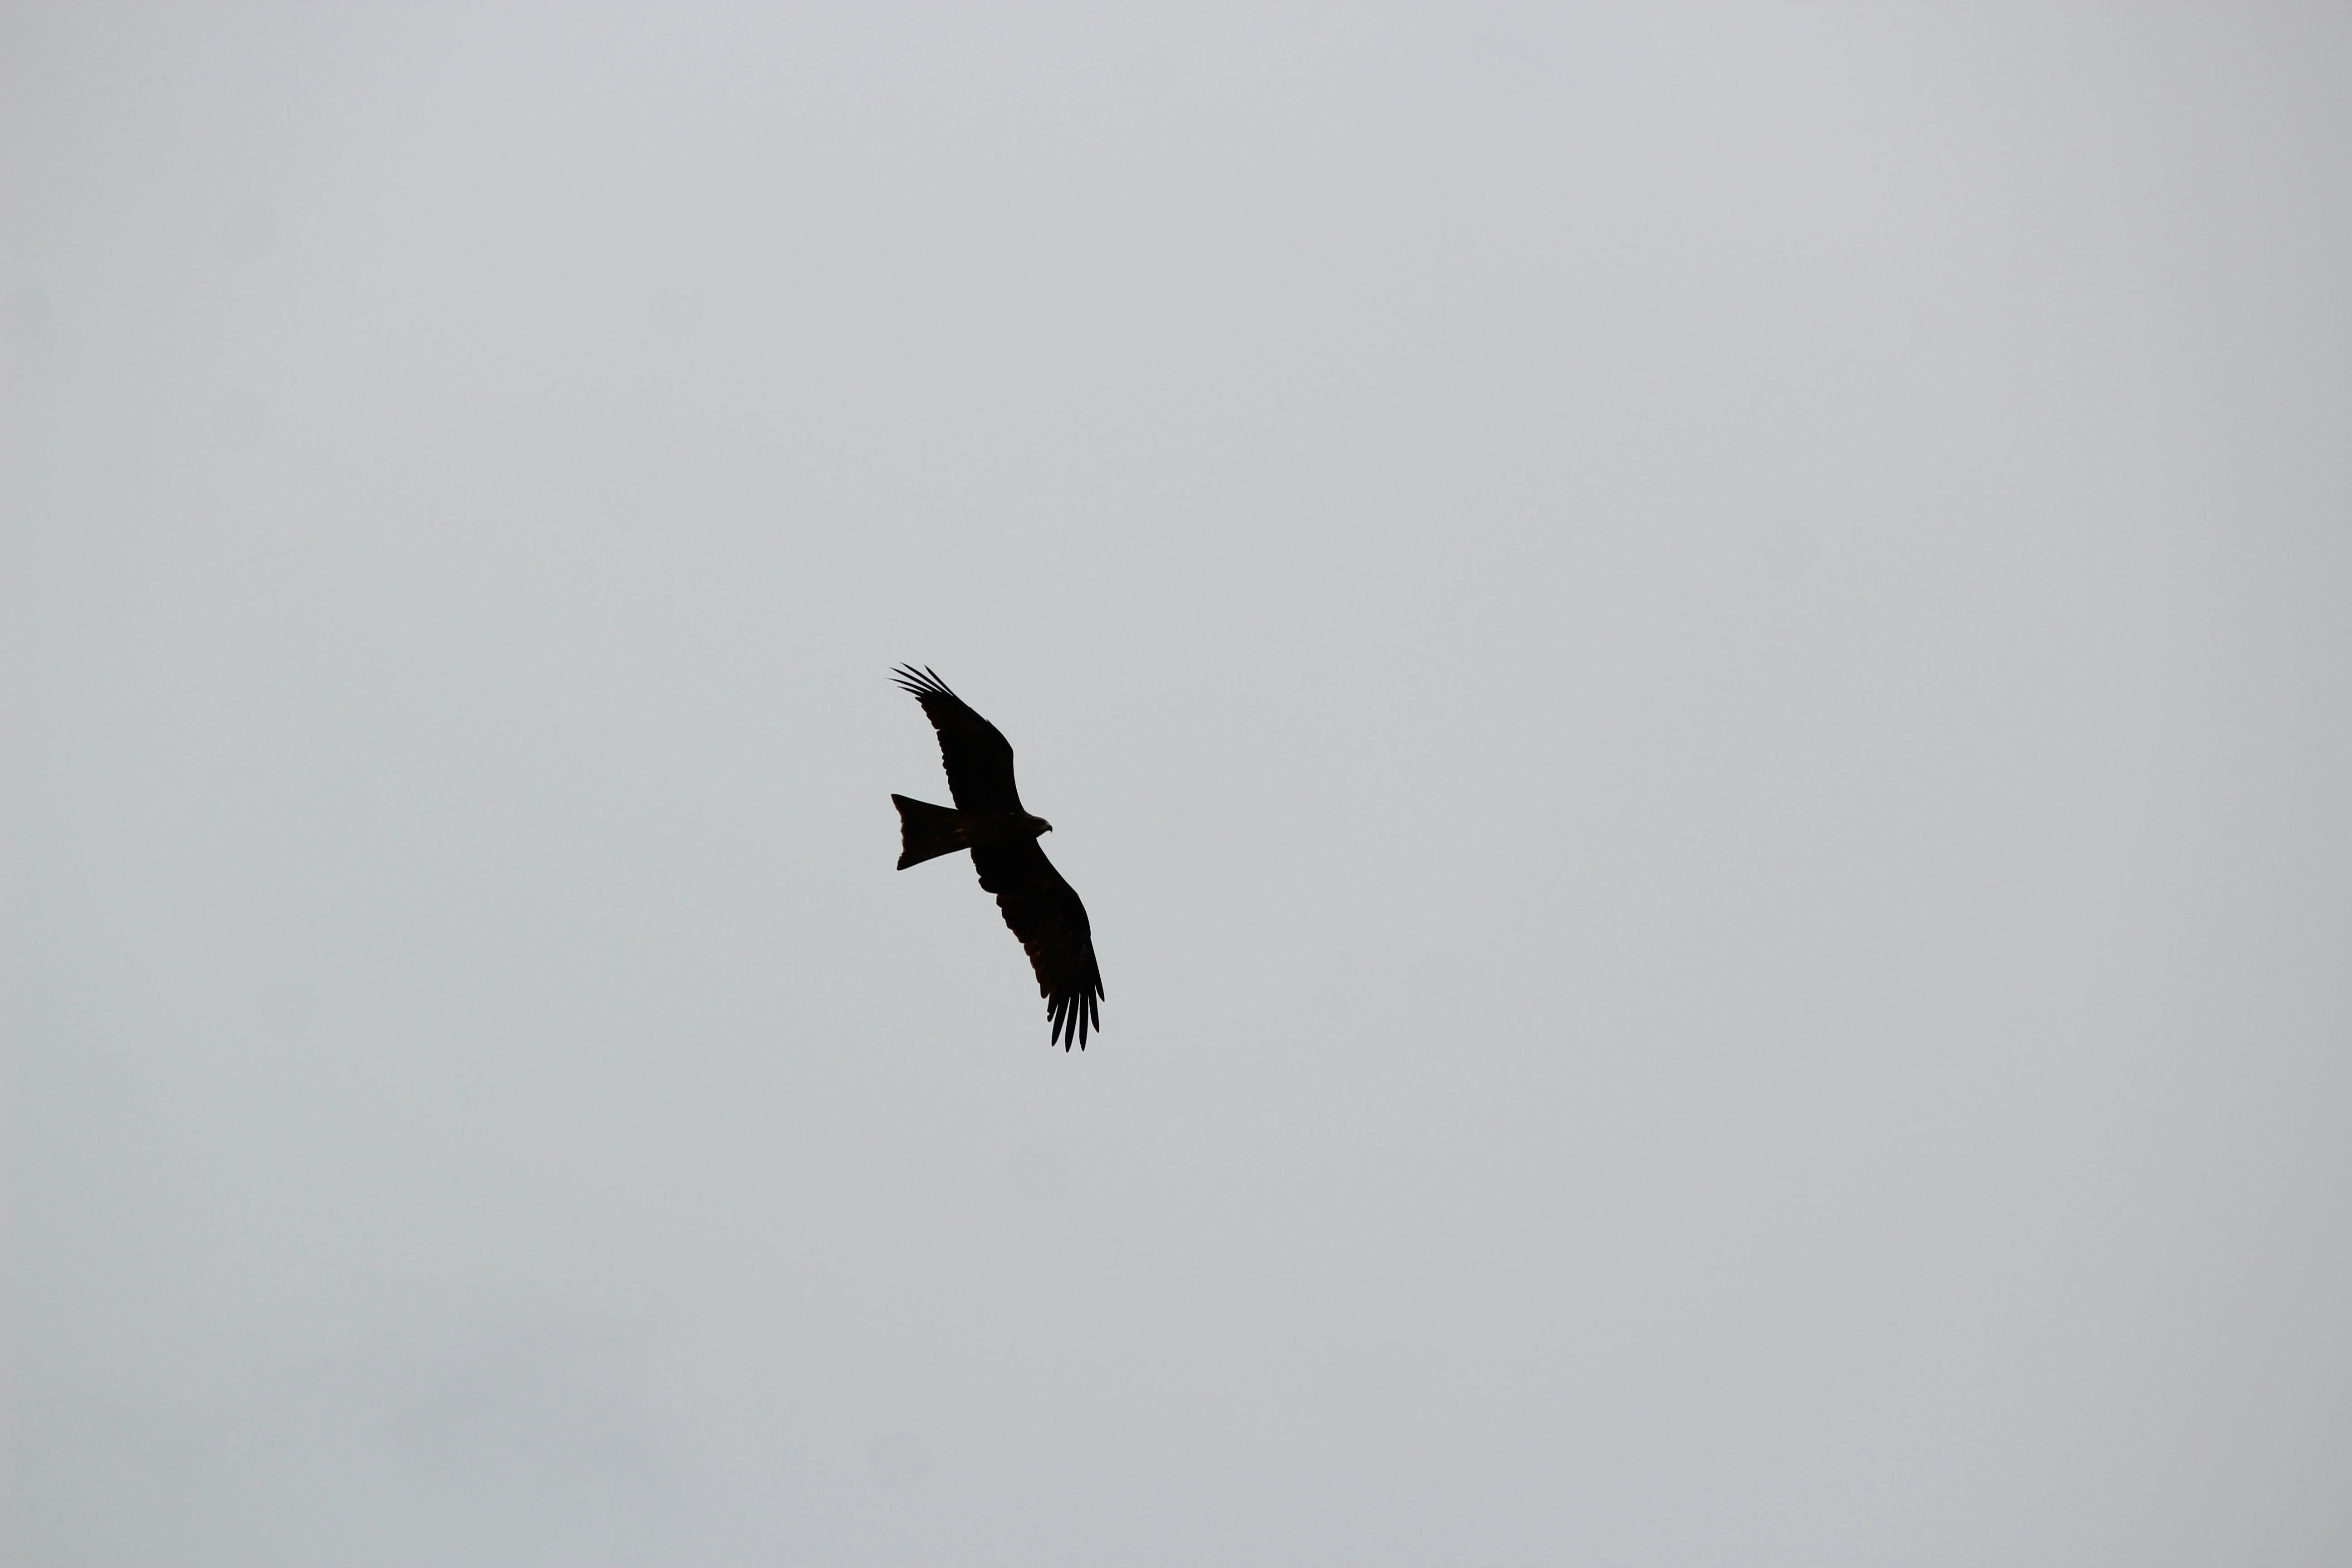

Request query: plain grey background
[{"left": 7, "top": 4, "right": 2350, "bottom": 1564}]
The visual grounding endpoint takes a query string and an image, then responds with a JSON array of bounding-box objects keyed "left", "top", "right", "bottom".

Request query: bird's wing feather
[
  {"left": 892, "top": 665, "right": 1021, "bottom": 812},
  {"left": 972, "top": 842, "right": 1103, "bottom": 1050}
]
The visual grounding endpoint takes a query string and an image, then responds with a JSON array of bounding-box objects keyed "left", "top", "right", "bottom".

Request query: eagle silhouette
[{"left": 891, "top": 666, "right": 1102, "bottom": 1049}]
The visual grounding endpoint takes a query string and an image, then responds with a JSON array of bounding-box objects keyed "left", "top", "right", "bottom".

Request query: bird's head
[{"left": 1027, "top": 814, "right": 1053, "bottom": 838}]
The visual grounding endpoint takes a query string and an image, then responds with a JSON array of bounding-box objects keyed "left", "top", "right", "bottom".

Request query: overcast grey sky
[{"left": 8, "top": 5, "right": 2351, "bottom": 1564}]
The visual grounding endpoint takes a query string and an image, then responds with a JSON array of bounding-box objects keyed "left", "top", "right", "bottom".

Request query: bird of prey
[{"left": 891, "top": 666, "right": 1103, "bottom": 1049}]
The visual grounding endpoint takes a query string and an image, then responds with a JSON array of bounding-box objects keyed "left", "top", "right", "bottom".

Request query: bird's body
[
  {"left": 891, "top": 794, "right": 1048, "bottom": 863},
  {"left": 890, "top": 666, "right": 1103, "bottom": 1049}
]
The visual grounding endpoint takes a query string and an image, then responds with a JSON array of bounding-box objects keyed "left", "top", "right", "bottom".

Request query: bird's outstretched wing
[
  {"left": 972, "top": 842, "right": 1103, "bottom": 1050},
  {"left": 892, "top": 665, "right": 1022, "bottom": 813}
]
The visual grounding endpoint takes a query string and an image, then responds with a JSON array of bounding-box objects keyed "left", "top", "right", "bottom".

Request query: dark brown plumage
[{"left": 891, "top": 666, "right": 1103, "bottom": 1049}]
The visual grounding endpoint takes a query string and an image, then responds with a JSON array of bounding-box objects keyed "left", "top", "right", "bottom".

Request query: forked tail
[{"left": 892, "top": 794, "right": 971, "bottom": 869}]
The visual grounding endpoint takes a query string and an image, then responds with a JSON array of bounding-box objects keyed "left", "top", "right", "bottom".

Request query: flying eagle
[{"left": 891, "top": 666, "right": 1103, "bottom": 1049}]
